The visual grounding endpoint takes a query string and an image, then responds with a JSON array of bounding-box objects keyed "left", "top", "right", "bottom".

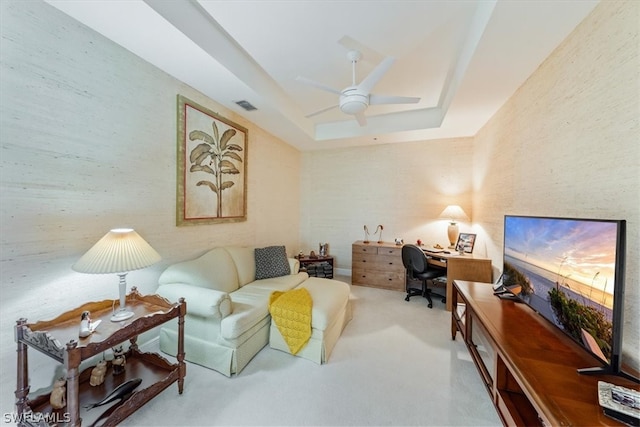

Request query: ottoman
[{"left": 269, "top": 277, "right": 352, "bottom": 364}]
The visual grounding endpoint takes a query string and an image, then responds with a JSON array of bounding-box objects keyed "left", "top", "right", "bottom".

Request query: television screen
[{"left": 503, "top": 215, "right": 629, "bottom": 378}]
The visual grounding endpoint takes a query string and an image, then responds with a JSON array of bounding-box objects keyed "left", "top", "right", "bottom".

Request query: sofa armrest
[
  {"left": 288, "top": 258, "right": 300, "bottom": 274},
  {"left": 157, "top": 283, "right": 232, "bottom": 319}
]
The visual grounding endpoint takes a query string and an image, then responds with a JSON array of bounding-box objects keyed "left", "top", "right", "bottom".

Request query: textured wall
[
  {"left": 0, "top": 0, "right": 300, "bottom": 414},
  {"left": 472, "top": 0, "right": 639, "bottom": 370},
  {"left": 300, "top": 138, "right": 476, "bottom": 274}
]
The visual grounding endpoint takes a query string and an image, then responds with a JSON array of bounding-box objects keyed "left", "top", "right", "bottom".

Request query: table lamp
[
  {"left": 73, "top": 228, "right": 161, "bottom": 322},
  {"left": 439, "top": 205, "right": 469, "bottom": 249}
]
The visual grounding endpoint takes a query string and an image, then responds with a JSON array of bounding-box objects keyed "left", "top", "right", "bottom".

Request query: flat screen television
[{"left": 502, "top": 215, "right": 637, "bottom": 382}]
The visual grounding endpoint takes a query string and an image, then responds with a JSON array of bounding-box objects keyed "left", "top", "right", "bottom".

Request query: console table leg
[
  {"left": 177, "top": 298, "right": 186, "bottom": 394},
  {"left": 15, "top": 319, "right": 30, "bottom": 418},
  {"left": 65, "top": 340, "right": 81, "bottom": 427}
]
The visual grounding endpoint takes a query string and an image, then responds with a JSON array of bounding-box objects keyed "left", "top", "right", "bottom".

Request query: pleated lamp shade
[{"left": 73, "top": 228, "right": 161, "bottom": 274}]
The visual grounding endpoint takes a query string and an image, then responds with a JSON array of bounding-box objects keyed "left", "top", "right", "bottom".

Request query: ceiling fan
[{"left": 296, "top": 50, "right": 420, "bottom": 126}]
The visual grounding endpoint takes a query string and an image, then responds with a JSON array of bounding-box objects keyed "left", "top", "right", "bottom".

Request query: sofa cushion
[
  {"left": 255, "top": 246, "right": 290, "bottom": 279},
  {"left": 225, "top": 246, "right": 256, "bottom": 287},
  {"left": 158, "top": 247, "right": 239, "bottom": 293}
]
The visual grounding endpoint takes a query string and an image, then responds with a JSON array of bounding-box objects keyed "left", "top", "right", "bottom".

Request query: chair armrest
[
  {"left": 288, "top": 258, "right": 300, "bottom": 274},
  {"left": 157, "top": 283, "right": 232, "bottom": 319}
]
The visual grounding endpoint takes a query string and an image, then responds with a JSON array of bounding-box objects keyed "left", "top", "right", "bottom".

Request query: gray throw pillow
[{"left": 255, "top": 246, "right": 291, "bottom": 280}]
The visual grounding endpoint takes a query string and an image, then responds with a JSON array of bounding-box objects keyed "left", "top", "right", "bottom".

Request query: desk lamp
[
  {"left": 73, "top": 228, "right": 161, "bottom": 322},
  {"left": 439, "top": 205, "right": 469, "bottom": 249}
]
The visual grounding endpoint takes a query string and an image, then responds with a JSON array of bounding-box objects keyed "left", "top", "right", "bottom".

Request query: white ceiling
[{"left": 45, "top": 0, "right": 599, "bottom": 151}]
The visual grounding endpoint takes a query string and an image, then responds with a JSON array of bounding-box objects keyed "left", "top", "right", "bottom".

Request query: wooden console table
[
  {"left": 14, "top": 288, "right": 186, "bottom": 427},
  {"left": 451, "top": 280, "right": 639, "bottom": 426}
]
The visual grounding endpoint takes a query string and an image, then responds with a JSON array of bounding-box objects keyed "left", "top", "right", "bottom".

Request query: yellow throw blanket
[{"left": 269, "top": 288, "right": 312, "bottom": 355}]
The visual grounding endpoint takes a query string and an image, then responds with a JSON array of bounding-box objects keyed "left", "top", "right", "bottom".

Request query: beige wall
[
  {"left": 0, "top": 0, "right": 300, "bottom": 413},
  {"left": 472, "top": 0, "right": 639, "bottom": 370},
  {"left": 300, "top": 138, "right": 476, "bottom": 273}
]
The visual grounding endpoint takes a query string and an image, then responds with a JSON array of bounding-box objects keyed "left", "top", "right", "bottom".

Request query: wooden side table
[
  {"left": 296, "top": 255, "right": 334, "bottom": 279},
  {"left": 14, "top": 288, "right": 186, "bottom": 427}
]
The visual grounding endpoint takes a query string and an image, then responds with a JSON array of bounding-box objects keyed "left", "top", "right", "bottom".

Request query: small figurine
[
  {"left": 90, "top": 360, "right": 108, "bottom": 386},
  {"left": 112, "top": 345, "right": 126, "bottom": 376},
  {"left": 319, "top": 243, "right": 328, "bottom": 257},
  {"left": 50, "top": 377, "right": 66, "bottom": 409},
  {"left": 79, "top": 311, "right": 92, "bottom": 338},
  {"left": 374, "top": 225, "right": 384, "bottom": 243}
]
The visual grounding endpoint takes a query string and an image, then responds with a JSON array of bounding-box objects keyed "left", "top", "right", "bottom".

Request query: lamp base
[
  {"left": 447, "top": 223, "right": 459, "bottom": 249},
  {"left": 110, "top": 309, "right": 134, "bottom": 322}
]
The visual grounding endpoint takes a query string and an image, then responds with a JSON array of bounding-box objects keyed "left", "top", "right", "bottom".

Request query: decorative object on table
[
  {"left": 90, "top": 360, "right": 108, "bottom": 386},
  {"left": 374, "top": 225, "right": 384, "bottom": 243},
  {"left": 597, "top": 381, "right": 640, "bottom": 425},
  {"left": 319, "top": 243, "right": 328, "bottom": 257},
  {"left": 309, "top": 250, "right": 317, "bottom": 259},
  {"left": 394, "top": 238, "right": 403, "bottom": 246},
  {"left": 83, "top": 378, "right": 143, "bottom": 410},
  {"left": 73, "top": 228, "right": 161, "bottom": 322},
  {"left": 416, "top": 239, "right": 422, "bottom": 246},
  {"left": 176, "top": 95, "right": 248, "bottom": 226},
  {"left": 363, "top": 225, "right": 370, "bottom": 243},
  {"left": 298, "top": 251, "right": 304, "bottom": 259},
  {"left": 112, "top": 345, "right": 126, "bottom": 375},
  {"left": 439, "top": 205, "right": 470, "bottom": 248},
  {"left": 49, "top": 378, "right": 66, "bottom": 409},
  {"left": 455, "top": 233, "right": 477, "bottom": 254},
  {"left": 79, "top": 310, "right": 92, "bottom": 338},
  {"left": 79, "top": 311, "right": 102, "bottom": 338}
]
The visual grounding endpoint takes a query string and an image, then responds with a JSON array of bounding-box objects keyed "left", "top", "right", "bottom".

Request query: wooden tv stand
[{"left": 451, "top": 280, "right": 639, "bottom": 426}]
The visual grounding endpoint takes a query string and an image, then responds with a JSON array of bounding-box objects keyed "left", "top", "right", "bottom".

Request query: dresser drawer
[
  {"left": 376, "top": 245, "right": 402, "bottom": 256},
  {"left": 352, "top": 267, "right": 404, "bottom": 291},
  {"left": 352, "top": 244, "right": 378, "bottom": 255}
]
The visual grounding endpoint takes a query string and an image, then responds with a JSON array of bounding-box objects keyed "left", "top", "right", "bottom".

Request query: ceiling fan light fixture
[{"left": 340, "top": 90, "right": 368, "bottom": 115}]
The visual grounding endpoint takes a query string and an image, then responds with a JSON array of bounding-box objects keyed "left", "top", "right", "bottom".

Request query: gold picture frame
[{"left": 176, "top": 95, "right": 248, "bottom": 225}]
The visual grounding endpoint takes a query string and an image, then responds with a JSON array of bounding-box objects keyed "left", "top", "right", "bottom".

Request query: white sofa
[{"left": 155, "top": 246, "right": 351, "bottom": 376}]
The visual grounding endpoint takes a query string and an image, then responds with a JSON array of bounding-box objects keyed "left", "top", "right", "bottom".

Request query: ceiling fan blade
[
  {"left": 337, "top": 36, "right": 384, "bottom": 65},
  {"left": 306, "top": 104, "right": 339, "bottom": 118},
  {"left": 369, "top": 94, "right": 421, "bottom": 105},
  {"left": 355, "top": 112, "right": 367, "bottom": 127},
  {"left": 295, "top": 76, "right": 342, "bottom": 95},
  {"left": 357, "top": 57, "right": 395, "bottom": 94}
]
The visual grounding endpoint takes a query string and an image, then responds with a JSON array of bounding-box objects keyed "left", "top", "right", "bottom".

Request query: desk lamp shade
[
  {"left": 73, "top": 228, "right": 161, "bottom": 322},
  {"left": 439, "top": 205, "right": 469, "bottom": 248}
]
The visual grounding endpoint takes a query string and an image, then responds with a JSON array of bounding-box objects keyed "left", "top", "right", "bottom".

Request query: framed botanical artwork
[
  {"left": 455, "top": 232, "right": 477, "bottom": 254},
  {"left": 176, "top": 95, "right": 248, "bottom": 225}
]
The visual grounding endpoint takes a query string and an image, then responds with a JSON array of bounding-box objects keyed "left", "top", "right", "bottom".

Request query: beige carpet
[{"left": 123, "top": 280, "right": 501, "bottom": 426}]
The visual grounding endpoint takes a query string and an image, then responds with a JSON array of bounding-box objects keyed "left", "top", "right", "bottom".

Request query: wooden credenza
[
  {"left": 452, "top": 280, "right": 639, "bottom": 426},
  {"left": 352, "top": 241, "right": 405, "bottom": 291},
  {"left": 352, "top": 241, "right": 492, "bottom": 310}
]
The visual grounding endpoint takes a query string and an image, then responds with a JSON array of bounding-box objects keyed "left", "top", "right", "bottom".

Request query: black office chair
[{"left": 401, "top": 244, "right": 447, "bottom": 308}]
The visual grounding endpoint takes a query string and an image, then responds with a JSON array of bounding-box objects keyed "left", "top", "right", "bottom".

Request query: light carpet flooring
[{"left": 123, "top": 280, "right": 501, "bottom": 426}]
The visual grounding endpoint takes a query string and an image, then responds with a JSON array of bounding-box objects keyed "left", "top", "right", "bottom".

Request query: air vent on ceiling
[{"left": 235, "top": 100, "right": 257, "bottom": 111}]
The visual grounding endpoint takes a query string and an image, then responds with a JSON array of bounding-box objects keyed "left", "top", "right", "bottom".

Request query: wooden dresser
[{"left": 352, "top": 241, "right": 405, "bottom": 291}]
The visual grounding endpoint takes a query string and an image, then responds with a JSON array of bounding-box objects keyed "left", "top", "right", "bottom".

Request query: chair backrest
[{"left": 401, "top": 244, "right": 428, "bottom": 274}]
